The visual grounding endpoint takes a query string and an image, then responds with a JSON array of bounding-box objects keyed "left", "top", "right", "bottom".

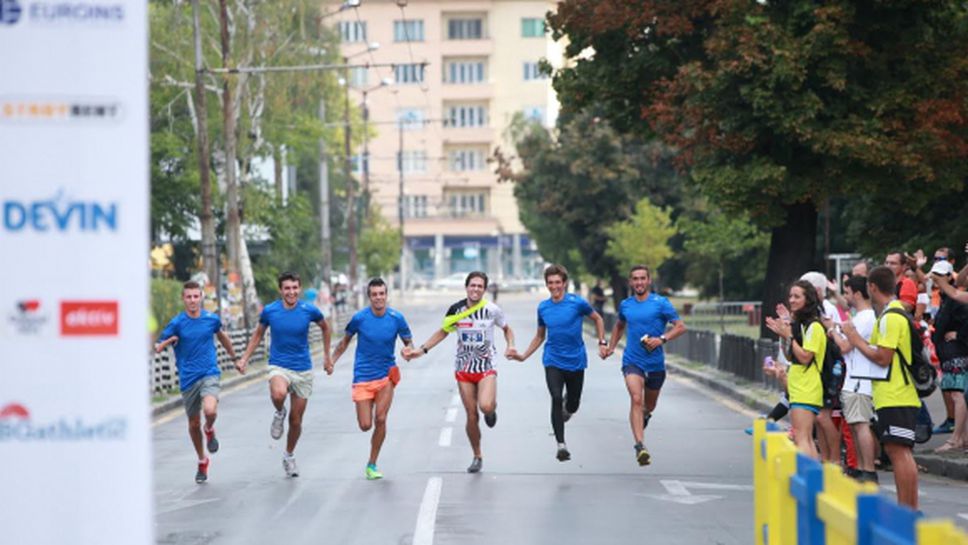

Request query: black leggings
[{"left": 545, "top": 366, "right": 585, "bottom": 443}]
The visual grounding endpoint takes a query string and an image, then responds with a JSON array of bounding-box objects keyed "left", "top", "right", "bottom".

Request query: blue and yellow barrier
[{"left": 752, "top": 418, "right": 968, "bottom": 545}]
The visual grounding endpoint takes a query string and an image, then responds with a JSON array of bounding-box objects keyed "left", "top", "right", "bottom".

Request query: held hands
[
  {"left": 323, "top": 355, "right": 334, "bottom": 375},
  {"left": 401, "top": 346, "right": 422, "bottom": 361},
  {"left": 505, "top": 347, "right": 522, "bottom": 361},
  {"left": 237, "top": 355, "right": 249, "bottom": 375},
  {"left": 233, "top": 356, "right": 246, "bottom": 375},
  {"left": 598, "top": 344, "right": 609, "bottom": 359}
]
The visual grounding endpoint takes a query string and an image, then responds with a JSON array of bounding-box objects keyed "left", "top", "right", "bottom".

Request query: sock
[
  {"left": 557, "top": 442, "right": 567, "bottom": 449},
  {"left": 199, "top": 456, "right": 207, "bottom": 463},
  {"left": 284, "top": 451, "right": 293, "bottom": 459},
  {"left": 634, "top": 442, "right": 643, "bottom": 451}
]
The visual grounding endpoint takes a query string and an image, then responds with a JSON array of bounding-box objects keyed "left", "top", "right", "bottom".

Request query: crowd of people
[
  {"left": 153, "top": 265, "right": 685, "bottom": 483},
  {"left": 759, "top": 244, "right": 968, "bottom": 510}
]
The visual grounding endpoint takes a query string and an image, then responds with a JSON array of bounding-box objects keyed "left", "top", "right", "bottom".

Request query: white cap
[
  {"left": 800, "top": 271, "right": 828, "bottom": 292},
  {"left": 929, "top": 260, "right": 954, "bottom": 276}
]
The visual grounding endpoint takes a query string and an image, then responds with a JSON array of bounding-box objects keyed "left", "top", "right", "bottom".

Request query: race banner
[{"left": 0, "top": 2, "right": 151, "bottom": 544}]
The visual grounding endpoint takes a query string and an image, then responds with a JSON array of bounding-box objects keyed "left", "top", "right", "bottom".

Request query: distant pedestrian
[
  {"left": 511, "top": 264, "right": 608, "bottom": 462},
  {"left": 590, "top": 280, "right": 607, "bottom": 316},
  {"left": 155, "top": 281, "right": 241, "bottom": 483},
  {"left": 604, "top": 265, "right": 686, "bottom": 466},
  {"left": 330, "top": 278, "right": 414, "bottom": 480},
  {"left": 238, "top": 271, "right": 332, "bottom": 478}
]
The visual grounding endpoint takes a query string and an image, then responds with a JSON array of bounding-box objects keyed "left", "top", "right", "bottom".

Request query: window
[
  {"left": 444, "top": 59, "right": 486, "bottom": 84},
  {"left": 446, "top": 192, "right": 487, "bottom": 217},
  {"left": 449, "top": 148, "right": 488, "bottom": 171},
  {"left": 523, "top": 62, "right": 547, "bottom": 81},
  {"left": 348, "top": 66, "right": 368, "bottom": 88},
  {"left": 397, "top": 150, "right": 427, "bottom": 174},
  {"left": 395, "top": 108, "right": 426, "bottom": 131},
  {"left": 394, "top": 63, "right": 425, "bottom": 84},
  {"left": 522, "top": 106, "right": 545, "bottom": 124},
  {"left": 445, "top": 105, "right": 488, "bottom": 128},
  {"left": 339, "top": 21, "right": 367, "bottom": 43},
  {"left": 521, "top": 18, "right": 544, "bottom": 37},
  {"left": 447, "top": 17, "right": 483, "bottom": 40},
  {"left": 394, "top": 20, "right": 424, "bottom": 42},
  {"left": 404, "top": 195, "right": 428, "bottom": 218}
]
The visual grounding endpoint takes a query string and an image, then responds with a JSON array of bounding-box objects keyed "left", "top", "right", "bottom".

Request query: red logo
[
  {"left": 60, "top": 301, "right": 119, "bottom": 336},
  {"left": 17, "top": 300, "right": 40, "bottom": 313},
  {"left": 0, "top": 403, "right": 30, "bottom": 420}
]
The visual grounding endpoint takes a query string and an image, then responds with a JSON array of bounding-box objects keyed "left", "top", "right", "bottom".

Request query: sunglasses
[{"left": 933, "top": 256, "right": 947, "bottom": 261}]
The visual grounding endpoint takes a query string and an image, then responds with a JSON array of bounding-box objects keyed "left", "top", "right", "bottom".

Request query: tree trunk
[
  {"left": 218, "top": 0, "right": 240, "bottom": 277},
  {"left": 191, "top": 0, "right": 217, "bottom": 286},
  {"left": 759, "top": 202, "right": 818, "bottom": 338},
  {"left": 609, "top": 271, "right": 627, "bottom": 313}
]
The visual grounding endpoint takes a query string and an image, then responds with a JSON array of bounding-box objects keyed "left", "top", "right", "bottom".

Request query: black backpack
[
  {"left": 791, "top": 320, "right": 845, "bottom": 400},
  {"left": 881, "top": 308, "right": 937, "bottom": 398}
]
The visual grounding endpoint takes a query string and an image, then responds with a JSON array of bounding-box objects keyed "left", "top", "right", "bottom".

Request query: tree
[
  {"left": 605, "top": 197, "right": 675, "bottom": 276},
  {"left": 497, "top": 112, "right": 682, "bottom": 305},
  {"left": 359, "top": 209, "right": 402, "bottom": 278},
  {"left": 549, "top": 1, "right": 968, "bottom": 335}
]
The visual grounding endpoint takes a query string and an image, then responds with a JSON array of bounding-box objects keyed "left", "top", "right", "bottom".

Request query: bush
[{"left": 151, "top": 278, "right": 183, "bottom": 325}]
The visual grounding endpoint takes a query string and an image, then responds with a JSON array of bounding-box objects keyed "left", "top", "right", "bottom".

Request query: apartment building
[{"left": 333, "top": 0, "right": 561, "bottom": 287}]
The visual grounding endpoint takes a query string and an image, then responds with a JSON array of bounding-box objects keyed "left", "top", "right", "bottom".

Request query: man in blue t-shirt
[
  {"left": 155, "top": 281, "right": 240, "bottom": 483},
  {"left": 512, "top": 264, "right": 607, "bottom": 462},
  {"left": 330, "top": 278, "right": 414, "bottom": 480},
  {"left": 604, "top": 265, "right": 686, "bottom": 466},
  {"left": 239, "top": 271, "right": 332, "bottom": 478}
]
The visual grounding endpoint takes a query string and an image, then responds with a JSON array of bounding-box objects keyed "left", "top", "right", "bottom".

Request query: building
[{"left": 332, "top": 0, "right": 561, "bottom": 288}]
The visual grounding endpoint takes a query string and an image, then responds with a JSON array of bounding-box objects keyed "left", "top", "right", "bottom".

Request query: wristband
[
  {"left": 598, "top": 339, "right": 608, "bottom": 346},
  {"left": 421, "top": 345, "right": 429, "bottom": 354}
]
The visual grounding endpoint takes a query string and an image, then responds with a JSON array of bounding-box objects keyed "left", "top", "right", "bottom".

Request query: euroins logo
[
  {"left": 0, "top": 402, "right": 127, "bottom": 442},
  {"left": 0, "top": 1, "right": 124, "bottom": 26},
  {"left": 8, "top": 299, "right": 49, "bottom": 335},
  {"left": 2, "top": 190, "right": 118, "bottom": 234},
  {"left": 60, "top": 300, "right": 118, "bottom": 336}
]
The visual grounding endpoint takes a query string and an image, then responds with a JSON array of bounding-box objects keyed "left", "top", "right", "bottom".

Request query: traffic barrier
[{"left": 752, "top": 418, "right": 968, "bottom": 545}]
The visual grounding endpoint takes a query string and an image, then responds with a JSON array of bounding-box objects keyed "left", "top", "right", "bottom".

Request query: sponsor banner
[{"left": 0, "top": 1, "right": 150, "bottom": 544}]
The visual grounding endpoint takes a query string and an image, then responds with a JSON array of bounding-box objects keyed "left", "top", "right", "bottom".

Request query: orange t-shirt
[{"left": 896, "top": 276, "right": 918, "bottom": 308}]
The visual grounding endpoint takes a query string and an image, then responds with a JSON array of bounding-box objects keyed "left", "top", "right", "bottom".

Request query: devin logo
[
  {"left": 0, "top": 403, "right": 29, "bottom": 419},
  {"left": 60, "top": 301, "right": 118, "bottom": 336}
]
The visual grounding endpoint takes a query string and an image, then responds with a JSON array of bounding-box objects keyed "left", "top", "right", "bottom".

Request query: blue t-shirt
[
  {"left": 618, "top": 293, "right": 681, "bottom": 372},
  {"left": 158, "top": 310, "right": 222, "bottom": 391},
  {"left": 260, "top": 300, "right": 324, "bottom": 372},
  {"left": 345, "top": 307, "right": 412, "bottom": 384},
  {"left": 537, "top": 294, "right": 594, "bottom": 371}
]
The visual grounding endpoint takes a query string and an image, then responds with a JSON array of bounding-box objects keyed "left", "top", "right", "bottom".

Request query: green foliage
[
  {"left": 605, "top": 198, "right": 675, "bottom": 274},
  {"left": 150, "top": 131, "right": 199, "bottom": 241},
  {"left": 151, "top": 278, "right": 184, "bottom": 325},
  {"left": 359, "top": 209, "right": 402, "bottom": 278}
]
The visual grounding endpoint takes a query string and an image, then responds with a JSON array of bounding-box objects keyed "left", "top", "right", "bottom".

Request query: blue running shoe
[{"left": 932, "top": 419, "right": 955, "bottom": 434}]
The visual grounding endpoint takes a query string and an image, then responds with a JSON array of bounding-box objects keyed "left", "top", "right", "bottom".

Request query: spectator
[
  {"left": 800, "top": 272, "right": 843, "bottom": 464},
  {"left": 590, "top": 280, "right": 607, "bottom": 316},
  {"left": 930, "top": 259, "right": 968, "bottom": 452},
  {"left": 884, "top": 251, "right": 918, "bottom": 313}
]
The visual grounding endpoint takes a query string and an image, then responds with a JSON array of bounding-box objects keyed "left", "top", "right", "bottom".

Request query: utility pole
[
  {"left": 361, "top": 93, "right": 370, "bottom": 223},
  {"left": 191, "top": 0, "right": 217, "bottom": 287},
  {"left": 319, "top": 98, "right": 332, "bottom": 291},
  {"left": 398, "top": 117, "right": 406, "bottom": 292},
  {"left": 343, "top": 62, "right": 358, "bottom": 293}
]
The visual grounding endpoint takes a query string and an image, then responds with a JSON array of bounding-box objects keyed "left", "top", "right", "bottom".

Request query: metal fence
[{"left": 680, "top": 301, "right": 762, "bottom": 336}]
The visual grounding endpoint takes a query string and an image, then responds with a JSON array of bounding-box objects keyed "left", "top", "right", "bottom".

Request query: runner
[
  {"left": 511, "top": 264, "right": 607, "bottom": 461},
  {"left": 330, "top": 278, "right": 414, "bottom": 480},
  {"left": 155, "top": 281, "right": 241, "bottom": 483},
  {"left": 238, "top": 271, "right": 332, "bottom": 478},
  {"left": 604, "top": 265, "right": 686, "bottom": 466},
  {"left": 404, "top": 271, "right": 515, "bottom": 473}
]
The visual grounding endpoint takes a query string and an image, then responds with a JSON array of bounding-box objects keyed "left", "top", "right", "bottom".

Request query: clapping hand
[
  {"left": 765, "top": 316, "right": 791, "bottom": 340},
  {"left": 914, "top": 249, "right": 927, "bottom": 269}
]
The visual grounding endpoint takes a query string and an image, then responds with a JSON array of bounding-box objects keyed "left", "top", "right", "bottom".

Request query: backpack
[
  {"left": 881, "top": 307, "right": 937, "bottom": 398},
  {"left": 791, "top": 320, "right": 845, "bottom": 400}
]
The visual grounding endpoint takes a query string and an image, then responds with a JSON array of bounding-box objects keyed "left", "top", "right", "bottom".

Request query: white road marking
[
  {"left": 438, "top": 427, "right": 453, "bottom": 447},
  {"left": 678, "top": 481, "right": 754, "bottom": 492},
  {"left": 445, "top": 407, "right": 458, "bottom": 423},
  {"left": 156, "top": 497, "right": 221, "bottom": 515},
  {"left": 413, "top": 477, "right": 443, "bottom": 545},
  {"left": 639, "top": 480, "right": 750, "bottom": 505},
  {"left": 958, "top": 513, "right": 968, "bottom": 522}
]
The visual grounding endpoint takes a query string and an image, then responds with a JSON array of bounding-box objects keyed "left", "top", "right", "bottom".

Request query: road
[{"left": 153, "top": 292, "right": 968, "bottom": 545}]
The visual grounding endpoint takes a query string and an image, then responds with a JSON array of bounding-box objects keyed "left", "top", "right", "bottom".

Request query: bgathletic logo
[{"left": 0, "top": 0, "right": 23, "bottom": 26}]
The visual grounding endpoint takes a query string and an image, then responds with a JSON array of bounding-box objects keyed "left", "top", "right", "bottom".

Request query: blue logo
[
  {"left": 2, "top": 190, "right": 118, "bottom": 233},
  {"left": 0, "top": 0, "right": 22, "bottom": 25}
]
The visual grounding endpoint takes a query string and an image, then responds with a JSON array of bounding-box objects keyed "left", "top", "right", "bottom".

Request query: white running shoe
[
  {"left": 271, "top": 408, "right": 287, "bottom": 440},
  {"left": 283, "top": 454, "right": 299, "bottom": 478}
]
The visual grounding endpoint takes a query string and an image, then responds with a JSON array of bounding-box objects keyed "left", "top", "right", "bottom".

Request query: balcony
[
  {"left": 441, "top": 126, "right": 495, "bottom": 144},
  {"left": 440, "top": 82, "right": 494, "bottom": 101}
]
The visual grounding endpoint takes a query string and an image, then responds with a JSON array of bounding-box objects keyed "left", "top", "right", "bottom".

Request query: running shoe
[
  {"left": 271, "top": 408, "right": 287, "bottom": 440},
  {"left": 204, "top": 426, "right": 219, "bottom": 454},
  {"left": 283, "top": 454, "right": 299, "bottom": 478},
  {"left": 635, "top": 443, "right": 651, "bottom": 466},
  {"left": 467, "top": 457, "right": 483, "bottom": 474},
  {"left": 556, "top": 444, "right": 571, "bottom": 462},
  {"left": 484, "top": 411, "right": 497, "bottom": 428},
  {"left": 195, "top": 457, "right": 210, "bottom": 483},
  {"left": 365, "top": 464, "right": 383, "bottom": 480},
  {"left": 932, "top": 419, "right": 955, "bottom": 434}
]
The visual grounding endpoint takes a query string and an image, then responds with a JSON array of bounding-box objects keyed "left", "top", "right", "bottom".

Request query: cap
[
  {"left": 799, "top": 271, "right": 828, "bottom": 292},
  {"left": 929, "top": 260, "right": 954, "bottom": 276}
]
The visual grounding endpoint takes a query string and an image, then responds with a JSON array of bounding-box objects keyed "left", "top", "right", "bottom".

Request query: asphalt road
[{"left": 153, "top": 292, "right": 968, "bottom": 545}]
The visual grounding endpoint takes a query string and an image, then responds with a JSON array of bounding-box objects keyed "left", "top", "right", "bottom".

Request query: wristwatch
[
  {"left": 598, "top": 339, "right": 608, "bottom": 346},
  {"left": 659, "top": 335, "right": 668, "bottom": 344}
]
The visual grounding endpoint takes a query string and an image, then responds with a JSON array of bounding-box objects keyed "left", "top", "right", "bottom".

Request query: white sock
[{"left": 283, "top": 451, "right": 294, "bottom": 459}]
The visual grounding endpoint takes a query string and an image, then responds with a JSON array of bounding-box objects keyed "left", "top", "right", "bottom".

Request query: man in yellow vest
[{"left": 841, "top": 266, "right": 921, "bottom": 509}]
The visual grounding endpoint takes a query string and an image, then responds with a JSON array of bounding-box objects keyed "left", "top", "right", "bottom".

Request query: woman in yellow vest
[{"left": 766, "top": 279, "right": 827, "bottom": 459}]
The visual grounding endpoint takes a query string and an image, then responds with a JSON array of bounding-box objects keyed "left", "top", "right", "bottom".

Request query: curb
[
  {"left": 912, "top": 452, "right": 968, "bottom": 481},
  {"left": 664, "top": 358, "right": 776, "bottom": 416},
  {"left": 151, "top": 367, "right": 269, "bottom": 418}
]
